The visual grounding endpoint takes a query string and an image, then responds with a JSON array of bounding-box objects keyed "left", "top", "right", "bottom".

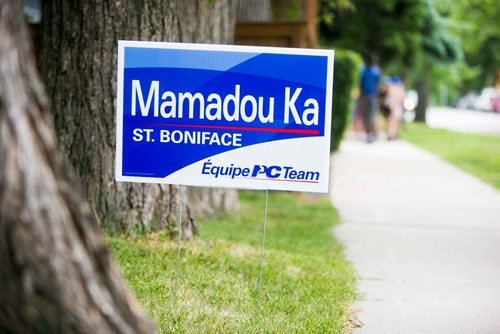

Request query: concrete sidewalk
[{"left": 331, "top": 136, "right": 500, "bottom": 333}]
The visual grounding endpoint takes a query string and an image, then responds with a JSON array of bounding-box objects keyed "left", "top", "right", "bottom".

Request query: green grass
[
  {"left": 106, "top": 191, "right": 356, "bottom": 333},
  {"left": 403, "top": 122, "right": 500, "bottom": 190}
]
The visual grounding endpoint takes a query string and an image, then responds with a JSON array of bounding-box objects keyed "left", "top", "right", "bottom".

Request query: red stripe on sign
[{"left": 144, "top": 123, "right": 320, "bottom": 135}]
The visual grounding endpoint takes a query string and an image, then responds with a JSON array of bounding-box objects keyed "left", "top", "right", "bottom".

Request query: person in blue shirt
[{"left": 359, "top": 53, "right": 381, "bottom": 142}]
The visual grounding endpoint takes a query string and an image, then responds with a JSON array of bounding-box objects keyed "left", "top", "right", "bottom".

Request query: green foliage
[
  {"left": 320, "top": 0, "right": 430, "bottom": 72},
  {"left": 329, "top": 49, "right": 362, "bottom": 151},
  {"left": 320, "top": 0, "right": 354, "bottom": 27},
  {"left": 403, "top": 123, "right": 500, "bottom": 189},
  {"left": 107, "top": 191, "right": 356, "bottom": 333},
  {"left": 468, "top": 35, "right": 500, "bottom": 89},
  {"left": 320, "top": 0, "right": 462, "bottom": 96},
  {"left": 420, "top": 1, "right": 461, "bottom": 65},
  {"left": 450, "top": 0, "right": 500, "bottom": 89},
  {"left": 429, "top": 60, "right": 479, "bottom": 105},
  {"left": 320, "top": 0, "right": 500, "bottom": 107}
]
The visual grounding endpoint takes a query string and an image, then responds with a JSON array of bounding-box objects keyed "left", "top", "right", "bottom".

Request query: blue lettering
[
  {"left": 202, "top": 160, "right": 212, "bottom": 175},
  {"left": 265, "top": 166, "right": 282, "bottom": 178}
]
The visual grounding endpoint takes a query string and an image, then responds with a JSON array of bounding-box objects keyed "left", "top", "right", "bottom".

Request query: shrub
[{"left": 329, "top": 49, "right": 362, "bottom": 151}]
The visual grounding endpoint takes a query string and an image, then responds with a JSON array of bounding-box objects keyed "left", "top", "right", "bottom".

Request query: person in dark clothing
[{"left": 359, "top": 53, "right": 381, "bottom": 142}]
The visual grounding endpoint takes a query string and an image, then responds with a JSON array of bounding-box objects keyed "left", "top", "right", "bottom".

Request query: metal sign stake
[
  {"left": 173, "top": 185, "right": 184, "bottom": 308},
  {"left": 257, "top": 189, "right": 269, "bottom": 312}
]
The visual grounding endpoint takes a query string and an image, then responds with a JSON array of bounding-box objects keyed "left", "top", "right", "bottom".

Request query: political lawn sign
[{"left": 116, "top": 41, "right": 334, "bottom": 193}]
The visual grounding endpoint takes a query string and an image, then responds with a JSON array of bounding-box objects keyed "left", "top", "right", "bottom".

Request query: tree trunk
[
  {"left": 0, "top": 1, "right": 153, "bottom": 332},
  {"left": 415, "top": 78, "right": 428, "bottom": 123},
  {"left": 237, "top": 0, "right": 272, "bottom": 21},
  {"left": 39, "top": 0, "right": 238, "bottom": 236},
  {"left": 186, "top": 187, "right": 239, "bottom": 218}
]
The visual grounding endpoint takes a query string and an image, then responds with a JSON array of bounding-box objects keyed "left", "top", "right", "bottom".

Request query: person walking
[
  {"left": 359, "top": 53, "right": 381, "bottom": 143},
  {"left": 380, "top": 76, "right": 405, "bottom": 140}
]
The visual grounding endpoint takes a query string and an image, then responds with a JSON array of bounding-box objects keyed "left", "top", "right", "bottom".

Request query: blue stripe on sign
[{"left": 124, "top": 47, "right": 259, "bottom": 72}]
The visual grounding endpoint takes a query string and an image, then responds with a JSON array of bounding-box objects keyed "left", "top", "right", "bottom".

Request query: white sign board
[{"left": 116, "top": 41, "right": 334, "bottom": 193}]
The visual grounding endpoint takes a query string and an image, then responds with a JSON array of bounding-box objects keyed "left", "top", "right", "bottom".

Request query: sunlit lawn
[
  {"left": 107, "top": 191, "right": 356, "bottom": 333},
  {"left": 403, "top": 122, "right": 500, "bottom": 190}
]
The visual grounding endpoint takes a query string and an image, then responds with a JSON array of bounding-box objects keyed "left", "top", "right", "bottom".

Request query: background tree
[
  {"left": 320, "top": 0, "right": 460, "bottom": 122},
  {"left": 0, "top": 1, "right": 153, "bottom": 332},
  {"left": 413, "top": 0, "right": 460, "bottom": 122},
  {"left": 39, "top": 0, "right": 239, "bottom": 237},
  {"left": 450, "top": 0, "right": 500, "bottom": 90},
  {"left": 320, "top": 0, "right": 428, "bottom": 74}
]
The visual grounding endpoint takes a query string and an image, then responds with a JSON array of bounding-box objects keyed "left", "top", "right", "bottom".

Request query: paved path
[
  {"left": 427, "top": 106, "right": 500, "bottom": 135},
  {"left": 331, "top": 137, "right": 500, "bottom": 333}
]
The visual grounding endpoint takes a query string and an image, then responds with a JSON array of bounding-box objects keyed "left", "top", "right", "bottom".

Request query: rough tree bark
[
  {"left": 39, "top": 0, "right": 238, "bottom": 236},
  {"left": 0, "top": 1, "right": 153, "bottom": 332},
  {"left": 237, "top": 0, "right": 272, "bottom": 21}
]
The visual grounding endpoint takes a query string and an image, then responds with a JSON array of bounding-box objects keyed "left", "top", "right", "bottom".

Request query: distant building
[{"left": 235, "top": 0, "right": 318, "bottom": 48}]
